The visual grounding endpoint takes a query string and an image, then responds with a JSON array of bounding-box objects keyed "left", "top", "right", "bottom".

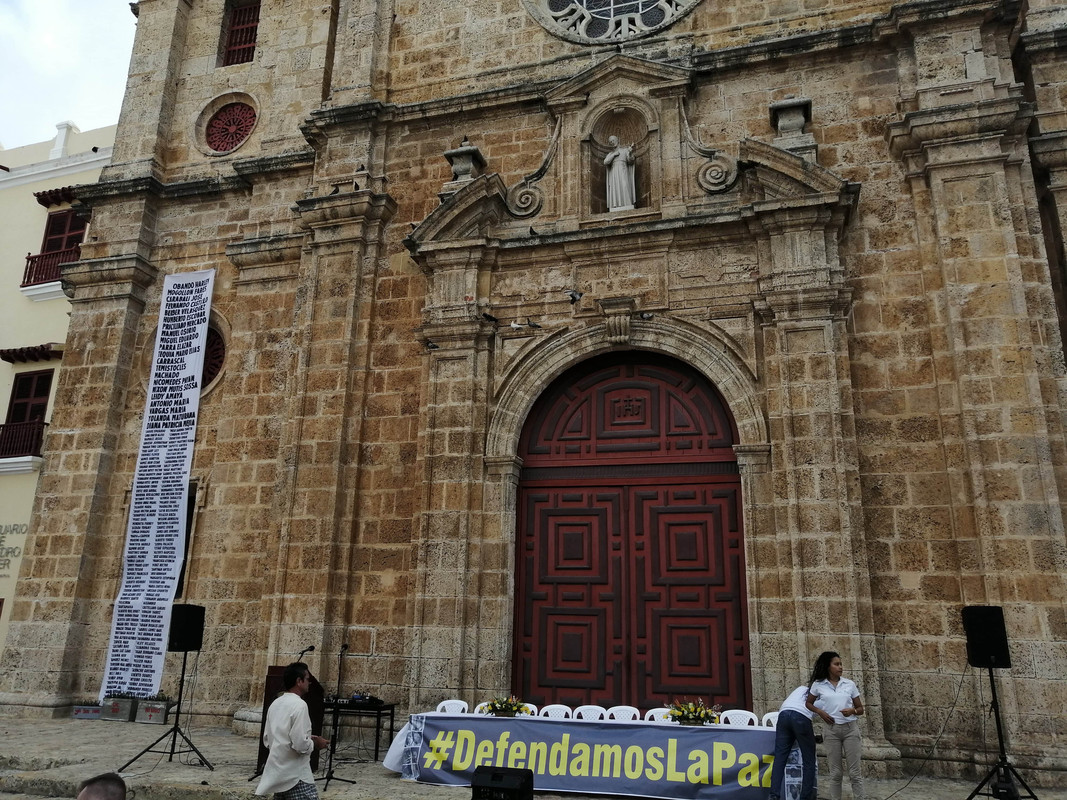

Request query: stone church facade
[{"left": 1, "top": 0, "right": 1066, "bottom": 783}]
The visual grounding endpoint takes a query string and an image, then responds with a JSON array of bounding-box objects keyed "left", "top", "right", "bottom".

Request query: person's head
[
  {"left": 810, "top": 651, "right": 842, "bottom": 683},
  {"left": 76, "top": 772, "right": 126, "bottom": 800},
  {"left": 283, "top": 661, "right": 311, "bottom": 692},
  {"left": 608, "top": 135, "right": 619, "bottom": 147}
]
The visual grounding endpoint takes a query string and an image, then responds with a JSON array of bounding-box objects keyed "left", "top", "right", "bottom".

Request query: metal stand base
[
  {"left": 967, "top": 760, "right": 1038, "bottom": 800},
  {"left": 965, "top": 668, "right": 1037, "bottom": 800},
  {"left": 118, "top": 650, "right": 214, "bottom": 772},
  {"left": 317, "top": 645, "right": 354, "bottom": 791}
]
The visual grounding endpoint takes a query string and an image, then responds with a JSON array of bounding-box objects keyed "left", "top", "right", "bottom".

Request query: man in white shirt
[{"left": 255, "top": 662, "right": 329, "bottom": 800}]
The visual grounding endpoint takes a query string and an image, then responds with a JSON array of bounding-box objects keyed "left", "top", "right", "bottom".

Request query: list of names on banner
[{"left": 101, "top": 269, "right": 215, "bottom": 699}]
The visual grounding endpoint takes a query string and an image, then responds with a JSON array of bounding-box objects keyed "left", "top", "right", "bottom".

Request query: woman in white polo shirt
[{"left": 806, "top": 651, "right": 864, "bottom": 800}]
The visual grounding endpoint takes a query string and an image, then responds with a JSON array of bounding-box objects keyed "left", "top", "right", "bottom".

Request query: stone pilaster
[
  {"left": 105, "top": 0, "right": 192, "bottom": 178},
  {"left": 264, "top": 188, "right": 395, "bottom": 686},
  {"left": 888, "top": 84, "right": 1067, "bottom": 763},
  {"left": 407, "top": 316, "right": 497, "bottom": 709},
  {"left": 0, "top": 252, "right": 158, "bottom": 710},
  {"left": 749, "top": 171, "right": 898, "bottom": 768}
]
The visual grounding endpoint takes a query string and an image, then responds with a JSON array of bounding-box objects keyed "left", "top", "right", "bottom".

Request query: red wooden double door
[{"left": 513, "top": 354, "right": 751, "bottom": 710}]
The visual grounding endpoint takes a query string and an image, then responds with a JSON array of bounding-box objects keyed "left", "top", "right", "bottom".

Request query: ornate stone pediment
[
  {"left": 405, "top": 139, "right": 857, "bottom": 259},
  {"left": 403, "top": 174, "right": 510, "bottom": 258},
  {"left": 739, "top": 139, "right": 855, "bottom": 204},
  {"left": 544, "top": 55, "right": 691, "bottom": 110}
]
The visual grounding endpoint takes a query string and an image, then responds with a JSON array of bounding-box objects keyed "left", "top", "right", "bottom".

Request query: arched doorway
[{"left": 513, "top": 353, "right": 751, "bottom": 710}]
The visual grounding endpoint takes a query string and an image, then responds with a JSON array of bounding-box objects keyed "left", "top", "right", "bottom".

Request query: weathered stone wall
[{"left": 1, "top": 0, "right": 1064, "bottom": 785}]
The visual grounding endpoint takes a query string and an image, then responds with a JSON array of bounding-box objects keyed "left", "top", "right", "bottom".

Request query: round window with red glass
[{"left": 204, "top": 102, "right": 257, "bottom": 153}]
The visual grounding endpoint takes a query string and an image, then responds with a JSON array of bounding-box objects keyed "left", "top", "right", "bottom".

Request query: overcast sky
[{"left": 0, "top": 0, "right": 137, "bottom": 150}]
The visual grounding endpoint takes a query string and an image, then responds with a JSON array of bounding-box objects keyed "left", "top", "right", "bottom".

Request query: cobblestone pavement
[{"left": 0, "top": 717, "right": 1061, "bottom": 800}]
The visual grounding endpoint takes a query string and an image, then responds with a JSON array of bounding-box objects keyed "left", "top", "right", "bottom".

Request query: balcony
[
  {"left": 22, "top": 246, "right": 80, "bottom": 287},
  {"left": 0, "top": 419, "right": 48, "bottom": 459}
]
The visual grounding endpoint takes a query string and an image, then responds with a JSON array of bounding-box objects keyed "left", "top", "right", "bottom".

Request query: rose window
[
  {"left": 527, "top": 0, "right": 701, "bottom": 43},
  {"left": 204, "top": 102, "right": 257, "bottom": 153}
]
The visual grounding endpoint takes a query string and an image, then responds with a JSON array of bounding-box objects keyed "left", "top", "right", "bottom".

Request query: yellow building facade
[{"left": 0, "top": 123, "right": 115, "bottom": 650}]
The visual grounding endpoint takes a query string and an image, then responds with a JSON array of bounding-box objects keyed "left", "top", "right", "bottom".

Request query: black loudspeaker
[
  {"left": 962, "top": 605, "right": 1011, "bottom": 669},
  {"left": 168, "top": 604, "right": 205, "bottom": 652},
  {"left": 471, "top": 766, "right": 533, "bottom": 800}
]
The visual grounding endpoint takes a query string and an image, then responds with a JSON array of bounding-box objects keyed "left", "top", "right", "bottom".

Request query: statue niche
[{"left": 588, "top": 108, "right": 651, "bottom": 215}]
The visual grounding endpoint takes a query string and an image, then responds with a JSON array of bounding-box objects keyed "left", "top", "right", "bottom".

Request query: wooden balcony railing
[
  {"left": 22, "top": 247, "right": 80, "bottom": 287},
  {"left": 0, "top": 420, "right": 48, "bottom": 458}
]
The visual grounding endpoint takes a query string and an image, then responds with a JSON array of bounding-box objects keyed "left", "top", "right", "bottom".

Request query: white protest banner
[{"left": 99, "top": 269, "right": 215, "bottom": 700}]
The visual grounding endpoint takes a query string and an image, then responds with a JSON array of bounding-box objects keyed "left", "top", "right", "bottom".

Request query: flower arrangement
[
  {"left": 485, "top": 696, "right": 533, "bottom": 716},
  {"left": 667, "top": 698, "right": 723, "bottom": 725}
]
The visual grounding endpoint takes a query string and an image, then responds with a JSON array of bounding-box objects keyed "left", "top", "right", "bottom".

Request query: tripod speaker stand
[
  {"left": 318, "top": 643, "right": 355, "bottom": 791},
  {"left": 962, "top": 606, "right": 1038, "bottom": 800},
  {"left": 119, "top": 604, "right": 215, "bottom": 771}
]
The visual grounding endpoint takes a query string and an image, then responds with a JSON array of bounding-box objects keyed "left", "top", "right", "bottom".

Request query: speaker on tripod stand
[
  {"left": 962, "top": 606, "right": 1038, "bottom": 800},
  {"left": 119, "top": 604, "right": 215, "bottom": 771}
]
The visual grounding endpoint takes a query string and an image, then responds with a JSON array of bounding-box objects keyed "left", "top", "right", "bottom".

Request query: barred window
[{"left": 221, "top": 1, "right": 260, "bottom": 66}]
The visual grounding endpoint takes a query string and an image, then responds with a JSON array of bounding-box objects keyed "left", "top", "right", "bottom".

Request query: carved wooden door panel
[
  {"left": 513, "top": 354, "right": 750, "bottom": 710},
  {"left": 629, "top": 481, "right": 749, "bottom": 709}
]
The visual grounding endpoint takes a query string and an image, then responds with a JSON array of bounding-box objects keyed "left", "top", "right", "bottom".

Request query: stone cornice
[
  {"left": 74, "top": 173, "right": 252, "bottom": 207},
  {"left": 292, "top": 188, "right": 398, "bottom": 239},
  {"left": 231, "top": 150, "right": 316, "bottom": 177},
  {"left": 226, "top": 233, "right": 306, "bottom": 269},
  {"left": 1030, "top": 130, "right": 1067, "bottom": 172},
  {"left": 303, "top": 2, "right": 1020, "bottom": 130},
  {"left": 887, "top": 95, "right": 1033, "bottom": 165},
  {"left": 1018, "top": 24, "right": 1067, "bottom": 57},
  {"left": 60, "top": 254, "right": 159, "bottom": 304},
  {"left": 691, "top": 0, "right": 1016, "bottom": 72}
]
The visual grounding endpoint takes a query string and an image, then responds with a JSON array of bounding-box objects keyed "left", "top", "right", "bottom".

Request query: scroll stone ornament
[{"left": 696, "top": 153, "right": 739, "bottom": 194}]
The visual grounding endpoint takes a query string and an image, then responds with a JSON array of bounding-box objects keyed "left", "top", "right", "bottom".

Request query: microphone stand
[{"left": 319, "top": 644, "right": 353, "bottom": 790}]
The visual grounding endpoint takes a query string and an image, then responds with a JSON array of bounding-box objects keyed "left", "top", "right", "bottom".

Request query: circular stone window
[
  {"left": 201, "top": 326, "right": 226, "bottom": 387},
  {"left": 204, "top": 102, "right": 257, "bottom": 153},
  {"left": 524, "top": 0, "right": 701, "bottom": 43}
]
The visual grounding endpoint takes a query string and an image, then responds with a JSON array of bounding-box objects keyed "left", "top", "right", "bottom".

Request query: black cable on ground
[{"left": 879, "top": 662, "right": 970, "bottom": 800}]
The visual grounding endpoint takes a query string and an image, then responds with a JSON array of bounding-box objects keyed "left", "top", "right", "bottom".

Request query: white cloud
[{"left": 0, "top": 0, "right": 136, "bottom": 149}]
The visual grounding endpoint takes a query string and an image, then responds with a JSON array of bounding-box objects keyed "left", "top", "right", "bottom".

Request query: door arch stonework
[
  {"left": 513, "top": 352, "right": 751, "bottom": 709},
  {"left": 475, "top": 319, "right": 773, "bottom": 709}
]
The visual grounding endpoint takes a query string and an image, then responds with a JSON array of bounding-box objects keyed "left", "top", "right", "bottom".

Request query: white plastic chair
[
  {"left": 473, "top": 702, "right": 491, "bottom": 714},
  {"left": 436, "top": 699, "right": 468, "bottom": 714},
  {"left": 539, "top": 703, "right": 572, "bottom": 718},
  {"left": 644, "top": 707, "right": 673, "bottom": 722},
  {"left": 719, "top": 709, "right": 759, "bottom": 726},
  {"left": 761, "top": 711, "right": 779, "bottom": 727},
  {"left": 522, "top": 703, "right": 538, "bottom": 715},
  {"left": 573, "top": 704, "right": 606, "bottom": 720},
  {"left": 606, "top": 705, "right": 640, "bottom": 721}
]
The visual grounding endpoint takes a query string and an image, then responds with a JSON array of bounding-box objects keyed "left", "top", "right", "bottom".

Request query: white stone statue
[{"left": 604, "top": 135, "right": 636, "bottom": 212}]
